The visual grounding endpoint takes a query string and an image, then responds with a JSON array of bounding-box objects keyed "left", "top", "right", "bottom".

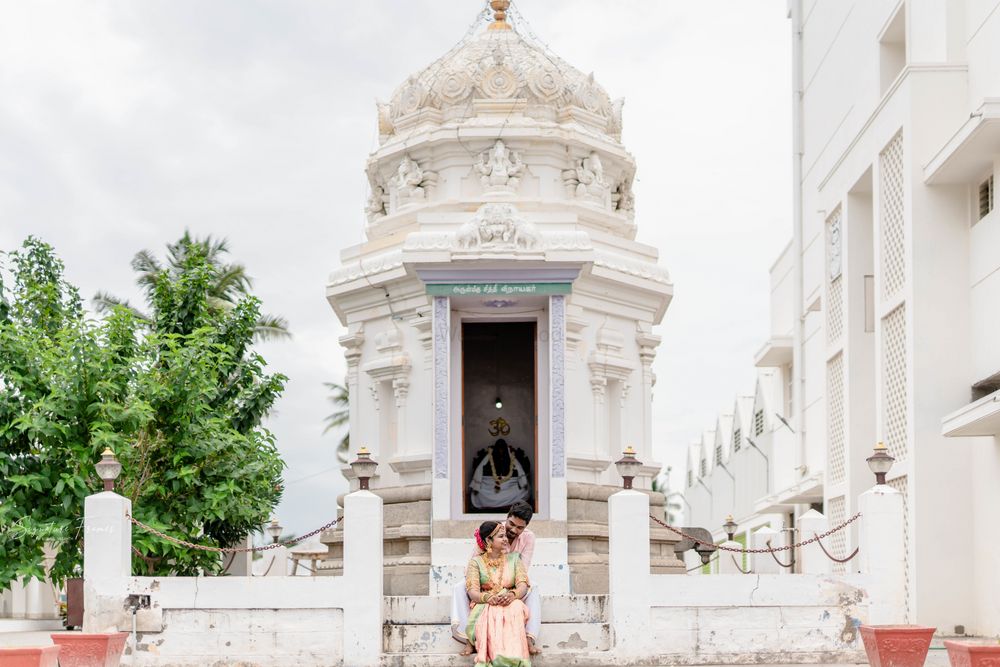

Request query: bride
[{"left": 462, "top": 520, "right": 532, "bottom": 666}]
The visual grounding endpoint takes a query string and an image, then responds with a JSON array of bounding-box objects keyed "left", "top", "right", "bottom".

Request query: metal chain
[
  {"left": 649, "top": 511, "right": 862, "bottom": 554},
  {"left": 814, "top": 533, "right": 860, "bottom": 563},
  {"left": 127, "top": 514, "right": 344, "bottom": 554}
]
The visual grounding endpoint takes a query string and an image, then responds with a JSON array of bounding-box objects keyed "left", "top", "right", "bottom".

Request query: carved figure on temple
[
  {"left": 454, "top": 203, "right": 540, "bottom": 251},
  {"left": 576, "top": 151, "right": 608, "bottom": 198},
  {"left": 394, "top": 155, "right": 436, "bottom": 206},
  {"left": 476, "top": 139, "right": 525, "bottom": 192},
  {"left": 613, "top": 175, "right": 635, "bottom": 214},
  {"left": 469, "top": 439, "right": 532, "bottom": 510},
  {"left": 366, "top": 173, "right": 389, "bottom": 220},
  {"left": 563, "top": 151, "right": 610, "bottom": 205}
]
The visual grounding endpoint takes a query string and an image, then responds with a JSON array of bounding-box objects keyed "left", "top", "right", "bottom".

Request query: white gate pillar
[
  {"left": 83, "top": 491, "right": 132, "bottom": 632},
  {"left": 797, "top": 509, "right": 831, "bottom": 575},
  {"left": 608, "top": 490, "right": 651, "bottom": 655},
  {"left": 343, "top": 490, "right": 384, "bottom": 667},
  {"left": 717, "top": 541, "right": 745, "bottom": 574},
  {"left": 859, "top": 484, "right": 905, "bottom": 623},
  {"left": 751, "top": 526, "right": 786, "bottom": 574}
]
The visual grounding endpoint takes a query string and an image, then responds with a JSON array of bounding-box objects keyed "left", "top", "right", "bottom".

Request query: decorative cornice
[
  {"left": 592, "top": 252, "right": 672, "bottom": 285},
  {"left": 328, "top": 251, "right": 404, "bottom": 288}
]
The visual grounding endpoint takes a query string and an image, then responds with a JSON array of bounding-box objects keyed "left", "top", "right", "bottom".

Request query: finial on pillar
[{"left": 488, "top": 0, "right": 512, "bottom": 31}]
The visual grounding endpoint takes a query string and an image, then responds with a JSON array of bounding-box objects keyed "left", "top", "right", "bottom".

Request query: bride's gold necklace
[{"left": 484, "top": 550, "right": 505, "bottom": 589}]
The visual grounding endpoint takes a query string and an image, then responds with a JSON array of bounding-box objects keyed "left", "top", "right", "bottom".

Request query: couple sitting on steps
[{"left": 451, "top": 500, "right": 540, "bottom": 666}]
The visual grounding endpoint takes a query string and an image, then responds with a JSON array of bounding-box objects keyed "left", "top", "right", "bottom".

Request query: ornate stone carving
[
  {"left": 475, "top": 139, "right": 525, "bottom": 193},
  {"left": 393, "top": 75, "right": 426, "bottom": 116},
  {"left": 480, "top": 65, "right": 520, "bottom": 98},
  {"left": 454, "top": 203, "right": 541, "bottom": 251},
  {"left": 376, "top": 100, "right": 395, "bottom": 137},
  {"left": 393, "top": 155, "right": 437, "bottom": 207},
  {"left": 366, "top": 171, "right": 389, "bottom": 221},
  {"left": 382, "top": 31, "right": 621, "bottom": 140},
  {"left": 593, "top": 252, "right": 672, "bottom": 284},
  {"left": 432, "top": 296, "right": 450, "bottom": 479},
  {"left": 328, "top": 251, "right": 404, "bottom": 288},
  {"left": 364, "top": 328, "right": 411, "bottom": 409},
  {"left": 613, "top": 174, "right": 635, "bottom": 213},
  {"left": 550, "top": 295, "right": 566, "bottom": 478},
  {"left": 438, "top": 69, "right": 473, "bottom": 104},
  {"left": 564, "top": 151, "right": 610, "bottom": 205},
  {"left": 339, "top": 328, "right": 365, "bottom": 385},
  {"left": 572, "top": 72, "right": 605, "bottom": 113},
  {"left": 608, "top": 97, "right": 625, "bottom": 140},
  {"left": 528, "top": 65, "right": 565, "bottom": 102}
]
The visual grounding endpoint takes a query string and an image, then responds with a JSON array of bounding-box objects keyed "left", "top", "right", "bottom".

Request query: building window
[
  {"left": 754, "top": 409, "right": 764, "bottom": 436},
  {"left": 733, "top": 427, "right": 741, "bottom": 451},
  {"left": 979, "top": 175, "right": 994, "bottom": 221},
  {"left": 699, "top": 458, "right": 706, "bottom": 477},
  {"left": 687, "top": 470, "right": 693, "bottom": 488},
  {"left": 715, "top": 443, "right": 722, "bottom": 465}
]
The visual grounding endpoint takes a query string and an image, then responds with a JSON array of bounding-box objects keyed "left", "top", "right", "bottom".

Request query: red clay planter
[
  {"left": 944, "top": 640, "right": 1000, "bottom": 667},
  {"left": 0, "top": 646, "right": 61, "bottom": 667},
  {"left": 49, "top": 632, "right": 129, "bottom": 667},
  {"left": 860, "top": 625, "right": 937, "bottom": 667}
]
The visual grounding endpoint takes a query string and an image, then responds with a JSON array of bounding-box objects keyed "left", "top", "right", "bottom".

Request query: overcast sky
[{"left": 0, "top": 1, "right": 791, "bottom": 535}]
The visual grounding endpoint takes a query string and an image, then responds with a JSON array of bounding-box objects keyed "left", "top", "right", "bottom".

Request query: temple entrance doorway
[{"left": 461, "top": 321, "right": 537, "bottom": 514}]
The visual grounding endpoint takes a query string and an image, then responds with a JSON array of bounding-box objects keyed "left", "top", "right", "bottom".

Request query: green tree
[
  {"left": 0, "top": 238, "right": 287, "bottom": 587},
  {"left": 323, "top": 381, "right": 350, "bottom": 463},
  {"left": 93, "top": 231, "right": 290, "bottom": 341}
]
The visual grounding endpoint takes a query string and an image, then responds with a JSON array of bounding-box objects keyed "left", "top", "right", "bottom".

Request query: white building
[
  {"left": 322, "top": 3, "right": 683, "bottom": 595},
  {"left": 686, "top": 0, "right": 1000, "bottom": 636}
]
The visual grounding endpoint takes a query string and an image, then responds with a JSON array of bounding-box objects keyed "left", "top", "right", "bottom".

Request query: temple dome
[{"left": 379, "top": 27, "right": 622, "bottom": 141}]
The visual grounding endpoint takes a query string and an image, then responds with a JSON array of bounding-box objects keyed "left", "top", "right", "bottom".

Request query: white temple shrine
[{"left": 322, "top": 2, "right": 683, "bottom": 594}]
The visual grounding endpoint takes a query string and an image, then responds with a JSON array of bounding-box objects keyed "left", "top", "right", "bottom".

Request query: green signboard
[{"left": 426, "top": 282, "right": 572, "bottom": 297}]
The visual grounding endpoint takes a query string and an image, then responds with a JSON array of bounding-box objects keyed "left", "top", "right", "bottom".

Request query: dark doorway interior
[{"left": 462, "top": 321, "right": 536, "bottom": 514}]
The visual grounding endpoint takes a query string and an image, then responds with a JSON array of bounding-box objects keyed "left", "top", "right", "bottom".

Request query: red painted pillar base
[
  {"left": 0, "top": 646, "right": 61, "bottom": 667},
  {"left": 944, "top": 640, "right": 1000, "bottom": 667},
  {"left": 860, "top": 625, "right": 936, "bottom": 667},
  {"left": 50, "top": 632, "right": 129, "bottom": 667}
]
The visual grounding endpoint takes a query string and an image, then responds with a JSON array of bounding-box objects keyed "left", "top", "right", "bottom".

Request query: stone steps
[
  {"left": 384, "top": 594, "right": 609, "bottom": 624},
  {"left": 382, "top": 594, "right": 612, "bottom": 659},
  {"left": 380, "top": 651, "right": 619, "bottom": 667},
  {"left": 383, "top": 621, "right": 611, "bottom": 654}
]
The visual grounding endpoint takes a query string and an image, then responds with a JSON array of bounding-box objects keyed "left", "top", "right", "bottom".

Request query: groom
[{"left": 451, "top": 500, "right": 542, "bottom": 655}]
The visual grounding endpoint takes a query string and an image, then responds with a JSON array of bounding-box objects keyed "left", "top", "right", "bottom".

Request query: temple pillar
[
  {"left": 431, "top": 295, "right": 451, "bottom": 522},
  {"left": 549, "top": 294, "right": 567, "bottom": 521}
]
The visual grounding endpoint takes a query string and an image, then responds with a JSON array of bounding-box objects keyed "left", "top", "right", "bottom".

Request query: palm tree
[
  {"left": 324, "top": 381, "right": 350, "bottom": 463},
  {"left": 93, "top": 231, "right": 290, "bottom": 341}
]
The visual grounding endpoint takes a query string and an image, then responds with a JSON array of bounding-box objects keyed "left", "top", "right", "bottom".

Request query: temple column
[
  {"left": 431, "top": 296, "right": 451, "bottom": 521},
  {"left": 636, "top": 332, "right": 661, "bottom": 472},
  {"left": 549, "top": 295, "right": 567, "bottom": 521}
]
